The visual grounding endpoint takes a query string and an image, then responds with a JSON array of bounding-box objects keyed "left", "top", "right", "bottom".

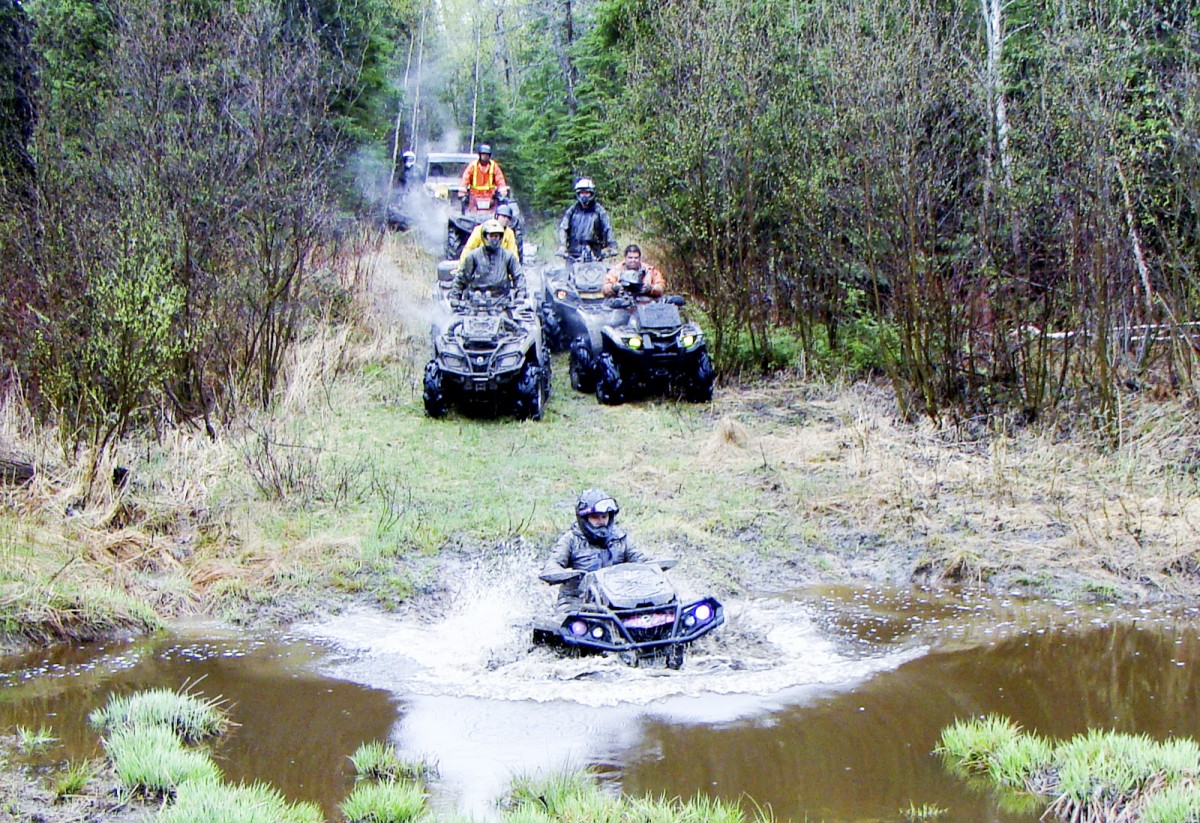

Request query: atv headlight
[
  {"left": 681, "top": 333, "right": 696, "bottom": 349},
  {"left": 556, "top": 290, "right": 568, "bottom": 300},
  {"left": 626, "top": 335, "right": 643, "bottom": 349},
  {"left": 496, "top": 353, "right": 522, "bottom": 370},
  {"left": 443, "top": 354, "right": 467, "bottom": 368},
  {"left": 694, "top": 603, "right": 713, "bottom": 622},
  {"left": 590, "top": 625, "right": 607, "bottom": 640},
  {"left": 569, "top": 620, "right": 588, "bottom": 637}
]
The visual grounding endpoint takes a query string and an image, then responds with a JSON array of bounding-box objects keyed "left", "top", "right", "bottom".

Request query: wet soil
[{"left": 0, "top": 736, "right": 153, "bottom": 822}]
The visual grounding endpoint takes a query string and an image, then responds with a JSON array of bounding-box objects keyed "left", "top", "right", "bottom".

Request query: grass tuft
[
  {"left": 15, "top": 724, "right": 56, "bottom": 750},
  {"left": 1140, "top": 782, "right": 1200, "bottom": 823},
  {"left": 936, "top": 714, "right": 1023, "bottom": 775},
  {"left": 53, "top": 758, "right": 99, "bottom": 800},
  {"left": 349, "top": 740, "right": 439, "bottom": 782},
  {"left": 899, "top": 801, "right": 947, "bottom": 820},
  {"left": 89, "top": 686, "right": 229, "bottom": 742},
  {"left": 339, "top": 778, "right": 427, "bottom": 822},
  {"left": 159, "top": 779, "right": 324, "bottom": 823},
  {"left": 104, "top": 724, "right": 220, "bottom": 796},
  {"left": 939, "top": 715, "right": 1200, "bottom": 823}
]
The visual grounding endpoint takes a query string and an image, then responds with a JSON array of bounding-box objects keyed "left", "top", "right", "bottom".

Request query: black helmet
[
  {"left": 576, "top": 488, "right": 619, "bottom": 545},
  {"left": 496, "top": 203, "right": 515, "bottom": 220}
]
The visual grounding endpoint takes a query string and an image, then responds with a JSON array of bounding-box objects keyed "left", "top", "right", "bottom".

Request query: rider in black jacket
[{"left": 556, "top": 178, "right": 616, "bottom": 261}]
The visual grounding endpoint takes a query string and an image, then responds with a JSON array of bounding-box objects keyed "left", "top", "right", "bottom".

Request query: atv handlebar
[
  {"left": 539, "top": 559, "right": 676, "bottom": 585},
  {"left": 539, "top": 570, "right": 584, "bottom": 584}
]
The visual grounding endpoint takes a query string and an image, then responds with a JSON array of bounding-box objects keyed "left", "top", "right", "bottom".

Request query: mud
[{"left": 0, "top": 737, "right": 153, "bottom": 822}]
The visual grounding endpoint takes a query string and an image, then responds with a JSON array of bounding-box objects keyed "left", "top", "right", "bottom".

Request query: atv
[
  {"left": 445, "top": 189, "right": 522, "bottom": 261},
  {"left": 533, "top": 560, "right": 724, "bottom": 669},
  {"left": 423, "top": 290, "right": 551, "bottom": 420},
  {"left": 538, "top": 250, "right": 623, "bottom": 387},
  {"left": 573, "top": 269, "right": 715, "bottom": 404}
]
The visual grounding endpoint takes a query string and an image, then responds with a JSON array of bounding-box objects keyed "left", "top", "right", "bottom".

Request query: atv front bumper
[{"left": 533, "top": 597, "right": 723, "bottom": 654}]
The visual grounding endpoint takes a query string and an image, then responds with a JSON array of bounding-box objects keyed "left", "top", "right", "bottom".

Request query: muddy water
[{"left": 3, "top": 579, "right": 1200, "bottom": 822}]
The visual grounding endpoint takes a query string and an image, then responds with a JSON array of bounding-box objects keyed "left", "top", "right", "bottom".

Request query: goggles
[{"left": 579, "top": 498, "right": 619, "bottom": 516}]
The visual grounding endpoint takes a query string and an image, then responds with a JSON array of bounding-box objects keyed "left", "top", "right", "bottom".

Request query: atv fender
[{"left": 450, "top": 215, "right": 480, "bottom": 233}]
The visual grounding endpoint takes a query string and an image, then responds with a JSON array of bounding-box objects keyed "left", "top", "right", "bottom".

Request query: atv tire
[
  {"left": 445, "top": 224, "right": 465, "bottom": 261},
  {"left": 569, "top": 336, "right": 596, "bottom": 393},
  {"left": 423, "top": 361, "right": 450, "bottom": 418},
  {"left": 515, "top": 360, "right": 546, "bottom": 421},
  {"left": 594, "top": 353, "right": 625, "bottom": 405},
  {"left": 665, "top": 644, "right": 685, "bottom": 670},
  {"left": 540, "top": 303, "right": 564, "bottom": 353},
  {"left": 684, "top": 350, "right": 715, "bottom": 402}
]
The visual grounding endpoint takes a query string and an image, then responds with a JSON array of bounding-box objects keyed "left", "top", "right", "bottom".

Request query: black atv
[
  {"left": 423, "top": 290, "right": 551, "bottom": 420},
  {"left": 538, "top": 250, "right": 623, "bottom": 387},
  {"left": 445, "top": 190, "right": 523, "bottom": 261},
  {"left": 575, "top": 270, "right": 715, "bottom": 405},
  {"left": 533, "top": 560, "right": 724, "bottom": 669}
]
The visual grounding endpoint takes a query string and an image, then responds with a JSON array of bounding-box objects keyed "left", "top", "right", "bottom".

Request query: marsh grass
[
  {"left": 158, "top": 779, "right": 324, "bottom": 823},
  {"left": 53, "top": 758, "right": 99, "bottom": 800},
  {"left": 339, "top": 778, "right": 428, "bottom": 822},
  {"left": 503, "top": 770, "right": 769, "bottom": 823},
  {"left": 104, "top": 724, "right": 220, "bottom": 796},
  {"left": 349, "top": 740, "right": 438, "bottom": 782},
  {"left": 15, "top": 724, "right": 55, "bottom": 750},
  {"left": 938, "top": 716, "right": 1200, "bottom": 822},
  {"left": 89, "top": 686, "right": 230, "bottom": 742}
]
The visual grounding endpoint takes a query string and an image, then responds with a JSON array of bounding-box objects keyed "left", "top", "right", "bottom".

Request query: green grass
[
  {"left": 89, "top": 687, "right": 230, "bottom": 742},
  {"left": 104, "top": 724, "right": 221, "bottom": 796},
  {"left": 349, "top": 740, "right": 438, "bottom": 782},
  {"left": 53, "top": 758, "right": 99, "bottom": 800},
  {"left": 159, "top": 779, "right": 324, "bottom": 823},
  {"left": 15, "top": 724, "right": 55, "bottom": 750},
  {"left": 502, "top": 770, "right": 767, "bottom": 823},
  {"left": 340, "top": 779, "right": 428, "bottom": 822},
  {"left": 938, "top": 716, "right": 1200, "bottom": 822},
  {"left": 1141, "top": 783, "right": 1200, "bottom": 823}
]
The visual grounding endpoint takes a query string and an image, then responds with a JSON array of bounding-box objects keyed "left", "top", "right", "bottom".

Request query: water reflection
[{"left": 622, "top": 605, "right": 1200, "bottom": 823}]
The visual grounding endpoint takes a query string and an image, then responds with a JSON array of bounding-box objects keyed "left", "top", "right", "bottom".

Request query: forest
[{"left": 1, "top": 0, "right": 1198, "bottom": 451}]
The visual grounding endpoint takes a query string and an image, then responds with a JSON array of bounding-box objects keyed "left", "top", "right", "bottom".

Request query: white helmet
[{"left": 574, "top": 177, "right": 595, "bottom": 193}]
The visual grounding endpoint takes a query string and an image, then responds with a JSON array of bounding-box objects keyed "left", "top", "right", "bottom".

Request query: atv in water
[
  {"left": 533, "top": 561, "right": 723, "bottom": 669},
  {"left": 423, "top": 290, "right": 550, "bottom": 420},
  {"left": 570, "top": 269, "right": 715, "bottom": 404}
]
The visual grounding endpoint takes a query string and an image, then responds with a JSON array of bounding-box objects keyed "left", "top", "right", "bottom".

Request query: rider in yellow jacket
[{"left": 454, "top": 205, "right": 519, "bottom": 269}]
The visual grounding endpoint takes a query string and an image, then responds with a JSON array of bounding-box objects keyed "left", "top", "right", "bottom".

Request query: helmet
[
  {"left": 481, "top": 218, "right": 504, "bottom": 249},
  {"left": 574, "top": 177, "right": 595, "bottom": 208},
  {"left": 478, "top": 143, "right": 492, "bottom": 156},
  {"left": 402, "top": 150, "right": 416, "bottom": 163},
  {"left": 496, "top": 203, "right": 515, "bottom": 220},
  {"left": 576, "top": 488, "right": 619, "bottom": 545}
]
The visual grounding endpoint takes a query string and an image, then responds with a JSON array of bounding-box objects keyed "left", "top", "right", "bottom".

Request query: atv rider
[
  {"left": 459, "top": 143, "right": 509, "bottom": 209},
  {"left": 603, "top": 244, "right": 665, "bottom": 298},
  {"left": 542, "top": 489, "right": 649, "bottom": 604},
  {"left": 557, "top": 178, "right": 616, "bottom": 261},
  {"left": 450, "top": 218, "right": 526, "bottom": 306},
  {"left": 398, "top": 150, "right": 418, "bottom": 190}
]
